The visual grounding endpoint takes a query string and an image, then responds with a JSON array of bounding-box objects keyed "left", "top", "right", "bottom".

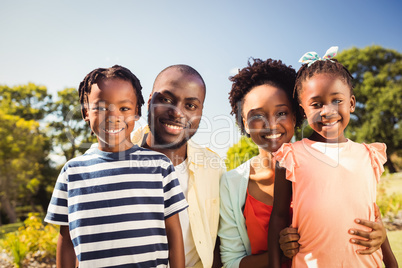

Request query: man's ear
[
  {"left": 147, "top": 93, "right": 153, "bottom": 110},
  {"left": 350, "top": 95, "right": 356, "bottom": 113}
]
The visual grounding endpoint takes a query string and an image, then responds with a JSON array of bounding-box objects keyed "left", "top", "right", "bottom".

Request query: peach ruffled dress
[{"left": 275, "top": 138, "right": 386, "bottom": 268}]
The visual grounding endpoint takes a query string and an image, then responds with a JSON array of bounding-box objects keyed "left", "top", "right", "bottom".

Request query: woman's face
[{"left": 242, "top": 84, "right": 295, "bottom": 153}]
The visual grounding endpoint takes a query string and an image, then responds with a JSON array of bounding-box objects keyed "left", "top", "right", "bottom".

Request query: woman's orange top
[{"left": 243, "top": 189, "right": 272, "bottom": 255}]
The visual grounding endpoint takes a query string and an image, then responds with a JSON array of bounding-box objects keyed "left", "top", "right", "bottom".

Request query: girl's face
[
  {"left": 242, "top": 84, "right": 295, "bottom": 153},
  {"left": 299, "top": 73, "right": 356, "bottom": 143}
]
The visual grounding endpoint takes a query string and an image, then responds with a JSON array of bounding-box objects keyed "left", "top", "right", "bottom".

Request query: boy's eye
[
  {"left": 120, "top": 107, "right": 130, "bottom": 111},
  {"left": 93, "top": 106, "right": 107, "bottom": 111}
]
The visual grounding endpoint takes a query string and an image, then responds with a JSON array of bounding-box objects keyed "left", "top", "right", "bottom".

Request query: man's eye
[
  {"left": 161, "top": 97, "right": 172, "bottom": 104},
  {"left": 187, "top": 103, "right": 196, "bottom": 109}
]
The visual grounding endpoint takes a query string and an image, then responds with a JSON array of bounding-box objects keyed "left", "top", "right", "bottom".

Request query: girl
[
  {"left": 268, "top": 47, "right": 397, "bottom": 267},
  {"left": 219, "top": 58, "right": 387, "bottom": 268}
]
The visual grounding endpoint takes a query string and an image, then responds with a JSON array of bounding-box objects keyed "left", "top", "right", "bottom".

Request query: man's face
[{"left": 148, "top": 68, "right": 205, "bottom": 149}]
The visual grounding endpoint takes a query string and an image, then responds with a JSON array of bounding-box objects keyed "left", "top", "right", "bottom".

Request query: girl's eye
[
  {"left": 311, "top": 102, "right": 322, "bottom": 108},
  {"left": 333, "top": 99, "right": 342, "bottom": 104}
]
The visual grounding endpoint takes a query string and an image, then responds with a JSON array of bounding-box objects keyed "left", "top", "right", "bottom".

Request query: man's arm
[
  {"left": 57, "top": 225, "right": 76, "bottom": 268},
  {"left": 165, "top": 213, "right": 185, "bottom": 268}
]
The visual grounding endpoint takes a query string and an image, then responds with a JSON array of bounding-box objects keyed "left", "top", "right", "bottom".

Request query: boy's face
[
  {"left": 148, "top": 68, "right": 205, "bottom": 149},
  {"left": 84, "top": 78, "right": 139, "bottom": 152}
]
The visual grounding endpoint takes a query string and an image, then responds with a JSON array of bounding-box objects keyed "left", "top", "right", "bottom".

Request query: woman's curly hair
[{"left": 229, "top": 58, "right": 303, "bottom": 136}]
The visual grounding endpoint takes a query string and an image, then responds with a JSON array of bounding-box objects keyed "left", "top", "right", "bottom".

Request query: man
[{"left": 132, "top": 64, "right": 225, "bottom": 268}]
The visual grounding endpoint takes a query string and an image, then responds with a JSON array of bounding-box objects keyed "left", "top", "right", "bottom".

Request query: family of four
[{"left": 45, "top": 47, "right": 398, "bottom": 267}]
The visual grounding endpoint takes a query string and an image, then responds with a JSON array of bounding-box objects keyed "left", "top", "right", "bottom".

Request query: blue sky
[{"left": 1, "top": 0, "right": 401, "bottom": 157}]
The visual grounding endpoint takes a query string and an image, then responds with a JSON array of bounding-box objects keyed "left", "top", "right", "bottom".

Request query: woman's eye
[{"left": 277, "top": 111, "right": 287, "bottom": 117}]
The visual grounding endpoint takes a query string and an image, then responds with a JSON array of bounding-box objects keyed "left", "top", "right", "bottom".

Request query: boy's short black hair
[
  {"left": 78, "top": 65, "right": 145, "bottom": 119},
  {"left": 229, "top": 58, "right": 302, "bottom": 137}
]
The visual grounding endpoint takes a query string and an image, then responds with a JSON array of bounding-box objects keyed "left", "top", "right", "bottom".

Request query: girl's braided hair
[
  {"left": 78, "top": 65, "right": 145, "bottom": 120},
  {"left": 294, "top": 59, "right": 354, "bottom": 102},
  {"left": 229, "top": 58, "right": 303, "bottom": 137}
]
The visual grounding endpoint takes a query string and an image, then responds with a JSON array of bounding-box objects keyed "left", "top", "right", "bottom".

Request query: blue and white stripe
[{"left": 45, "top": 145, "right": 187, "bottom": 267}]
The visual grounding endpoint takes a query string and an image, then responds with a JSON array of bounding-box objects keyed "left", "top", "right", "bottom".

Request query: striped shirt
[{"left": 45, "top": 145, "right": 188, "bottom": 268}]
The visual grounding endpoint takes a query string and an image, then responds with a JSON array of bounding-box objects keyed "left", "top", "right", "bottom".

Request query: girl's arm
[
  {"left": 381, "top": 236, "right": 398, "bottom": 268},
  {"left": 279, "top": 226, "right": 300, "bottom": 258},
  {"left": 57, "top": 225, "right": 77, "bottom": 268},
  {"left": 165, "top": 213, "right": 185, "bottom": 268},
  {"left": 268, "top": 163, "right": 293, "bottom": 268}
]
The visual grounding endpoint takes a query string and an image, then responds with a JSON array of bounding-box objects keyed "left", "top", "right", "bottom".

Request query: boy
[{"left": 45, "top": 65, "right": 187, "bottom": 267}]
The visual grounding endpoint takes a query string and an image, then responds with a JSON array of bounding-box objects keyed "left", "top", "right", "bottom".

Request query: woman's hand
[
  {"left": 348, "top": 204, "right": 386, "bottom": 254},
  {"left": 279, "top": 225, "right": 300, "bottom": 258}
]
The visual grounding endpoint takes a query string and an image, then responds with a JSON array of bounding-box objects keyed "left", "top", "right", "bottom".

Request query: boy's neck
[{"left": 98, "top": 142, "right": 134, "bottom": 153}]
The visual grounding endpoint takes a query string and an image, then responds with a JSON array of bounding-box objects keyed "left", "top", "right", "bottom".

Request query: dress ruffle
[
  {"left": 362, "top": 143, "right": 387, "bottom": 183},
  {"left": 274, "top": 143, "right": 298, "bottom": 182}
]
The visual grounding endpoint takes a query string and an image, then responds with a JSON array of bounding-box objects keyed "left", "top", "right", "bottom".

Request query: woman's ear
[{"left": 242, "top": 117, "right": 250, "bottom": 135}]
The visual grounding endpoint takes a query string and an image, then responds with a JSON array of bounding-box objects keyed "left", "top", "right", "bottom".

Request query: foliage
[
  {"left": 49, "top": 87, "right": 96, "bottom": 162},
  {"left": 336, "top": 45, "right": 402, "bottom": 172},
  {"left": 225, "top": 136, "right": 259, "bottom": 170},
  {"left": 0, "top": 213, "right": 58, "bottom": 267},
  {"left": 0, "top": 83, "right": 52, "bottom": 121},
  {"left": 377, "top": 183, "right": 402, "bottom": 217},
  {"left": 0, "top": 111, "right": 50, "bottom": 223}
]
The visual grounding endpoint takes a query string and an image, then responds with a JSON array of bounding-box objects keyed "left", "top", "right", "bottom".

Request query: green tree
[
  {"left": 0, "top": 112, "right": 49, "bottom": 223},
  {"left": 49, "top": 88, "right": 96, "bottom": 162},
  {"left": 0, "top": 83, "right": 52, "bottom": 121},
  {"left": 336, "top": 45, "right": 402, "bottom": 172},
  {"left": 225, "top": 136, "right": 259, "bottom": 171}
]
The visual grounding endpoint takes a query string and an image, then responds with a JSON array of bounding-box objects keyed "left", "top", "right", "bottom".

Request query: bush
[
  {"left": 0, "top": 213, "right": 58, "bottom": 267},
  {"left": 377, "top": 184, "right": 402, "bottom": 218}
]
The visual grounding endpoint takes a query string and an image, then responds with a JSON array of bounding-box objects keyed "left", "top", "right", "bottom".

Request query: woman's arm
[
  {"left": 57, "top": 225, "right": 77, "bottom": 268},
  {"left": 268, "top": 163, "right": 293, "bottom": 268},
  {"left": 165, "top": 213, "right": 185, "bottom": 268}
]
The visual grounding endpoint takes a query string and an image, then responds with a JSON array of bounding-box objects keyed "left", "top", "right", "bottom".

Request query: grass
[
  {"left": 388, "top": 230, "right": 402, "bottom": 266},
  {"left": 0, "top": 222, "right": 23, "bottom": 239}
]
